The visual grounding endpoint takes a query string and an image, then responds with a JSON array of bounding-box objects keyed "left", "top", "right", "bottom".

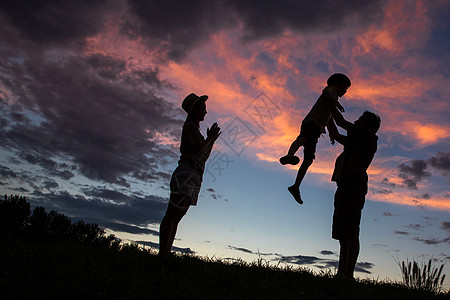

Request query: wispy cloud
[
  {"left": 135, "top": 241, "right": 195, "bottom": 254},
  {"left": 393, "top": 230, "right": 410, "bottom": 236},
  {"left": 227, "top": 245, "right": 373, "bottom": 274}
]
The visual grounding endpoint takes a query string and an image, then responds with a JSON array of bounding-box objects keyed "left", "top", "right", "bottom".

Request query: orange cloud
[
  {"left": 369, "top": 191, "right": 450, "bottom": 211},
  {"left": 356, "top": 0, "right": 430, "bottom": 54},
  {"left": 391, "top": 121, "right": 450, "bottom": 146}
]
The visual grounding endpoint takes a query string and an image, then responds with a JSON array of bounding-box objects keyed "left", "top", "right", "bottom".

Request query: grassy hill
[
  {"left": 3, "top": 240, "right": 450, "bottom": 299},
  {"left": 1, "top": 195, "right": 449, "bottom": 299}
]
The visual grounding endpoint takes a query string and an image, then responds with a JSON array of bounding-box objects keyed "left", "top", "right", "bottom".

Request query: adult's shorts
[{"left": 332, "top": 182, "right": 366, "bottom": 240}]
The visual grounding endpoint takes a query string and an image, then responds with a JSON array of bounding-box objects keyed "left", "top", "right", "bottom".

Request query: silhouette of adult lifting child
[
  {"left": 159, "top": 93, "right": 221, "bottom": 255},
  {"left": 279, "top": 73, "right": 351, "bottom": 204},
  {"left": 328, "top": 106, "right": 381, "bottom": 280}
]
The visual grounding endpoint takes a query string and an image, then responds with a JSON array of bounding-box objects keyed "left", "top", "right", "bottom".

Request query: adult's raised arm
[{"left": 327, "top": 119, "right": 348, "bottom": 145}]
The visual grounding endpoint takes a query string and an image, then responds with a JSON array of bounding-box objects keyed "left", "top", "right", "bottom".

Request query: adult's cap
[{"left": 182, "top": 93, "right": 208, "bottom": 114}]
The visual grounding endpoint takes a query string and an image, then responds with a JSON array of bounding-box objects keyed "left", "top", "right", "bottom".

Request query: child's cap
[
  {"left": 327, "top": 73, "right": 351, "bottom": 87},
  {"left": 182, "top": 93, "right": 208, "bottom": 114}
]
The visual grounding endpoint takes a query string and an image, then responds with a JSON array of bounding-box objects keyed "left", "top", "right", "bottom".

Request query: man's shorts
[
  {"left": 332, "top": 182, "right": 366, "bottom": 240},
  {"left": 298, "top": 121, "right": 322, "bottom": 160}
]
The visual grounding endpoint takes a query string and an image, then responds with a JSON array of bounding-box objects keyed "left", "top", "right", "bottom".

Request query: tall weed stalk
[{"left": 397, "top": 258, "right": 446, "bottom": 293}]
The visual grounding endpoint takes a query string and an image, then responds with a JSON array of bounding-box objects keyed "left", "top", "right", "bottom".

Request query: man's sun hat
[{"left": 182, "top": 93, "right": 208, "bottom": 114}]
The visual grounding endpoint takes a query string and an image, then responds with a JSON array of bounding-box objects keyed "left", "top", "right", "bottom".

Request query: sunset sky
[{"left": 1, "top": 0, "right": 449, "bottom": 286}]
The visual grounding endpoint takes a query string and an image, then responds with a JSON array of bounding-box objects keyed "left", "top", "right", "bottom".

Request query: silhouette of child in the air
[
  {"left": 328, "top": 108, "right": 381, "bottom": 280},
  {"left": 279, "top": 73, "right": 351, "bottom": 204}
]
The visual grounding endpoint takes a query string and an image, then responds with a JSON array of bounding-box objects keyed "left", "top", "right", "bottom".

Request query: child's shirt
[
  {"left": 179, "top": 120, "right": 214, "bottom": 178},
  {"left": 303, "top": 85, "right": 340, "bottom": 133}
]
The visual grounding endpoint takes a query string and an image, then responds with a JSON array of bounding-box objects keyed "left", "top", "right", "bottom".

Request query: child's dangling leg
[
  {"left": 279, "top": 136, "right": 305, "bottom": 165},
  {"left": 288, "top": 155, "right": 313, "bottom": 204}
]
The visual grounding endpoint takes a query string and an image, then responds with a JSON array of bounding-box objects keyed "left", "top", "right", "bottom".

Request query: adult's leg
[
  {"left": 337, "top": 236, "right": 360, "bottom": 279},
  {"left": 159, "top": 195, "right": 189, "bottom": 254},
  {"left": 337, "top": 238, "right": 348, "bottom": 276},
  {"left": 344, "top": 236, "right": 360, "bottom": 278}
]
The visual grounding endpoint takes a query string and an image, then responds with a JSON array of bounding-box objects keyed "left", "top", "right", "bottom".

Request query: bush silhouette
[
  {"left": 0, "top": 195, "right": 30, "bottom": 238},
  {"left": 1, "top": 194, "right": 119, "bottom": 248}
]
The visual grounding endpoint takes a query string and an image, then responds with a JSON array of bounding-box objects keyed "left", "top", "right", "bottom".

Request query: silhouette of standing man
[
  {"left": 328, "top": 108, "right": 381, "bottom": 280},
  {"left": 159, "top": 93, "right": 221, "bottom": 255}
]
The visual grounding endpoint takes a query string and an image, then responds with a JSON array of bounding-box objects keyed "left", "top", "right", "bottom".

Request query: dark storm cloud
[
  {"left": 0, "top": 51, "right": 182, "bottom": 186},
  {"left": 428, "top": 152, "right": 450, "bottom": 174},
  {"left": 0, "top": 164, "right": 51, "bottom": 192},
  {"left": 227, "top": 0, "right": 386, "bottom": 41},
  {"left": 30, "top": 189, "right": 167, "bottom": 231},
  {"left": 0, "top": 0, "right": 108, "bottom": 44},
  {"left": 319, "top": 250, "right": 335, "bottom": 255},
  {"left": 123, "top": 0, "right": 235, "bottom": 62},
  {"left": 398, "top": 159, "right": 431, "bottom": 189},
  {"left": 43, "top": 180, "right": 59, "bottom": 190},
  {"left": 0, "top": 0, "right": 388, "bottom": 63},
  {"left": 395, "top": 152, "right": 450, "bottom": 190},
  {"left": 0, "top": 165, "right": 18, "bottom": 180},
  {"left": 123, "top": 0, "right": 387, "bottom": 61},
  {"left": 18, "top": 153, "right": 75, "bottom": 180}
]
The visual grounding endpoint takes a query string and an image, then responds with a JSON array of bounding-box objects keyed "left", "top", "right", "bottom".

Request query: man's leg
[
  {"left": 337, "top": 238, "right": 348, "bottom": 276},
  {"left": 337, "top": 236, "right": 359, "bottom": 279},
  {"left": 344, "top": 236, "right": 360, "bottom": 278}
]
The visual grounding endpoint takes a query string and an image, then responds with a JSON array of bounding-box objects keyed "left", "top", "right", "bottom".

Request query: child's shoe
[
  {"left": 279, "top": 155, "right": 300, "bottom": 165},
  {"left": 288, "top": 186, "right": 303, "bottom": 205}
]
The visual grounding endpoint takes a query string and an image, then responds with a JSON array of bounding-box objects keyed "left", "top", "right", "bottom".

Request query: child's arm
[
  {"left": 323, "top": 86, "right": 345, "bottom": 113},
  {"left": 326, "top": 101, "right": 353, "bottom": 131},
  {"left": 327, "top": 119, "right": 348, "bottom": 145}
]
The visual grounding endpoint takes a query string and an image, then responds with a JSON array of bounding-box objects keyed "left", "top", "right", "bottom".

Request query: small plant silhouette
[{"left": 397, "top": 257, "right": 446, "bottom": 293}]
